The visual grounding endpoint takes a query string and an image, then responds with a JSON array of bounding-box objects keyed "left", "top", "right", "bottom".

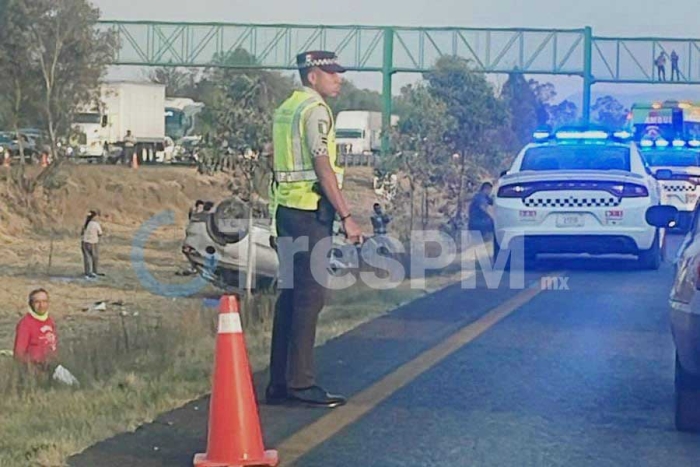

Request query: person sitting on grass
[
  {"left": 13, "top": 289, "right": 58, "bottom": 372},
  {"left": 13, "top": 289, "right": 79, "bottom": 386}
]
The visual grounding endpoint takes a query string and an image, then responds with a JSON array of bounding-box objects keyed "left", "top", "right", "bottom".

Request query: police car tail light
[
  {"left": 640, "top": 140, "right": 654, "bottom": 148},
  {"left": 497, "top": 183, "right": 535, "bottom": 198},
  {"left": 689, "top": 140, "right": 700, "bottom": 148},
  {"left": 617, "top": 183, "right": 649, "bottom": 198}
]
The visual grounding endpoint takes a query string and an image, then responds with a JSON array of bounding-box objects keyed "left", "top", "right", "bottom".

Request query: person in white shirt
[{"left": 81, "top": 210, "right": 103, "bottom": 279}]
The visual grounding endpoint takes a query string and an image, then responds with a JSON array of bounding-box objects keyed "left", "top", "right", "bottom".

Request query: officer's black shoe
[
  {"left": 287, "top": 385, "right": 347, "bottom": 408},
  {"left": 265, "top": 384, "right": 288, "bottom": 405}
]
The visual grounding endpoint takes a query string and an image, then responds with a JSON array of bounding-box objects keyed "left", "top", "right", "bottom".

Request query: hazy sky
[
  {"left": 96, "top": 0, "right": 700, "bottom": 104},
  {"left": 94, "top": 0, "right": 692, "bottom": 34}
]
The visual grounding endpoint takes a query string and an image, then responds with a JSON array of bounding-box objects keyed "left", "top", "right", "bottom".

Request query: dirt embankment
[
  {"left": 0, "top": 165, "right": 232, "bottom": 239},
  {"left": 0, "top": 164, "right": 383, "bottom": 350}
]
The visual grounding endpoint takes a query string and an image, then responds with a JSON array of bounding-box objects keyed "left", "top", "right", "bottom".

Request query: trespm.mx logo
[{"left": 540, "top": 276, "right": 570, "bottom": 291}]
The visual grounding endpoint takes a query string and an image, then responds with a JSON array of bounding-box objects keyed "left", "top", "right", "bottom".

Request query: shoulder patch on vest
[{"left": 318, "top": 120, "right": 330, "bottom": 135}]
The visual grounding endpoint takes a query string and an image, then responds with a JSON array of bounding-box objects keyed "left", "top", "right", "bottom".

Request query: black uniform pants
[{"left": 269, "top": 205, "right": 334, "bottom": 389}]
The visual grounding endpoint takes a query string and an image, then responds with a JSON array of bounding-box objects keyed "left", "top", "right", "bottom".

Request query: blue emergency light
[
  {"left": 638, "top": 138, "right": 700, "bottom": 149},
  {"left": 532, "top": 127, "right": 634, "bottom": 143},
  {"left": 613, "top": 130, "right": 633, "bottom": 140},
  {"left": 555, "top": 130, "right": 609, "bottom": 140}
]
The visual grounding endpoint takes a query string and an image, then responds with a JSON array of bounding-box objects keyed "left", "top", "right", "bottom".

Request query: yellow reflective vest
[{"left": 269, "top": 89, "right": 344, "bottom": 234}]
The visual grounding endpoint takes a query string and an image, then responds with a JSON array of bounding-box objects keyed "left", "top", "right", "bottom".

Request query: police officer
[{"left": 266, "top": 50, "right": 363, "bottom": 408}]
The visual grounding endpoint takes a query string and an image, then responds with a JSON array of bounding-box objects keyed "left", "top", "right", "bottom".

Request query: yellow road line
[{"left": 277, "top": 272, "right": 563, "bottom": 465}]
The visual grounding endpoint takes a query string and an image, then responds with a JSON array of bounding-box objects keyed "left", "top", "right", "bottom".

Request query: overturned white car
[{"left": 181, "top": 198, "right": 406, "bottom": 291}]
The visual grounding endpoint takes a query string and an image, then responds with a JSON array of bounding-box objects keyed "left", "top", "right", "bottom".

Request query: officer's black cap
[{"left": 296, "top": 50, "right": 347, "bottom": 74}]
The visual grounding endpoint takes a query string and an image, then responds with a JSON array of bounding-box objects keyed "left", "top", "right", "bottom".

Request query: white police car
[
  {"left": 638, "top": 137, "right": 700, "bottom": 230},
  {"left": 494, "top": 127, "right": 664, "bottom": 269}
]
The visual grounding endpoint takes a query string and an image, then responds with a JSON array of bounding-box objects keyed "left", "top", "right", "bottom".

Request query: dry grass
[
  {"left": 0, "top": 281, "right": 442, "bottom": 467},
  {"left": 0, "top": 164, "right": 461, "bottom": 467}
]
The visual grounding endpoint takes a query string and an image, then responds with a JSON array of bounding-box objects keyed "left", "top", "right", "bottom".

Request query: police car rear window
[
  {"left": 521, "top": 145, "right": 631, "bottom": 171},
  {"left": 641, "top": 149, "right": 700, "bottom": 167}
]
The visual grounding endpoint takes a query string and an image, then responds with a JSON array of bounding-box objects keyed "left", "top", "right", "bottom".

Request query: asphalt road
[{"left": 69, "top": 234, "right": 700, "bottom": 467}]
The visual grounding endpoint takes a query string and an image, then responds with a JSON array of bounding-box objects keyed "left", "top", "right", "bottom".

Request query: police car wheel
[
  {"left": 637, "top": 230, "right": 662, "bottom": 270},
  {"left": 674, "top": 353, "right": 700, "bottom": 432}
]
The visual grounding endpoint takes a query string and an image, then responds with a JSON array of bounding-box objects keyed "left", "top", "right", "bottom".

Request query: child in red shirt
[{"left": 13, "top": 288, "right": 58, "bottom": 366}]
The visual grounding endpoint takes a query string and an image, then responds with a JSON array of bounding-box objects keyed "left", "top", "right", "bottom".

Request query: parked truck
[
  {"left": 72, "top": 81, "right": 166, "bottom": 163},
  {"left": 335, "top": 111, "right": 398, "bottom": 153}
]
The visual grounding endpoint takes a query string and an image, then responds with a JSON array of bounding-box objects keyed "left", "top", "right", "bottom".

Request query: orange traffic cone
[
  {"left": 193, "top": 295, "right": 278, "bottom": 467},
  {"left": 131, "top": 152, "right": 139, "bottom": 169}
]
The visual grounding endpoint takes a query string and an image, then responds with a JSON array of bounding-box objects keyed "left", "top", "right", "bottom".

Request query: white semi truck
[
  {"left": 72, "top": 81, "right": 166, "bottom": 163},
  {"left": 335, "top": 110, "right": 399, "bottom": 158}
]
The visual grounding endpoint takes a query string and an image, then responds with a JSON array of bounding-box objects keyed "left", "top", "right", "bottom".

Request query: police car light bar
[
  {"left": 613, "top": 130, "right": 632, "bottom": 139},
  {"left": 532, "top": 131, "right": 551, "bottom": 140},
  {"left": 554, "top": 130, "right": 609, "bottom": 140}
]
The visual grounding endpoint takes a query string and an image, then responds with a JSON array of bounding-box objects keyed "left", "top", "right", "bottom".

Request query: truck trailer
[{"left": 72, "top": 81, "right": 166, "bottom": 163}]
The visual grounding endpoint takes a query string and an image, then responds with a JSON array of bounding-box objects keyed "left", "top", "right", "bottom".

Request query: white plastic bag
[{"left": 53, "top": 364, "right": 80, "bottom": 386}]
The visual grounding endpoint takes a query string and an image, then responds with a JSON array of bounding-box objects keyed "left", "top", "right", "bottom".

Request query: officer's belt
[{"left": 274, "top": 169, "right": 318, "bottom": 183}]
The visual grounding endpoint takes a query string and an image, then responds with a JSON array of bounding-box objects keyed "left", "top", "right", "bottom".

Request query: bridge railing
[{"left": 98, "top": 20, "right": 700, "bottom": 152}]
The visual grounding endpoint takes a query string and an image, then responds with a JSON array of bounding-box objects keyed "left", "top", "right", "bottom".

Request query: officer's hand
[{"left": 343, "top": 217, "right": 364, "bottom": 245}]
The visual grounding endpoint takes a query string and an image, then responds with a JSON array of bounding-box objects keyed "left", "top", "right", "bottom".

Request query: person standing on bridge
[
  {"left": 671, "top": 50, "right": 680, "bottom": 81},
  {"left": 266, "top": 50, "right": 363, "bottom": 408},
  {"left": 655, "top": 52, "right": 667, "bottom": 81}
]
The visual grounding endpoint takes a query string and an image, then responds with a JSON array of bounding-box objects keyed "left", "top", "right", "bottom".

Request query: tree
[
  {"left": 0, "top": 0, "right": 116, "bottom": 194},
  {"left": 198, "top": 48, "right": 294, "bottom": 154},
  {"left": 23, "top": 0, "right": 116, "bottom": 167},
  {"left": 501, "top": 72, "right": 546, "bottom": 148},
  {"left": 326, "top": 79, "right": 383, "bottom": 116},
  {"left": 548, "top": 100, "right": 579, "bottom": 128},
  {"left": 0, "top": 0, "right": 40, "bottom": 165},
  {"left": 592, "top": 95, "right": 628, "bottom": 129},
  {"left": 424, "top": 56, "right": 509, "bottom": 218},
  {"left": 527, "top": 78, "right": 579, "bottom": 128},
  {"left": 529, "top": 80, "right": 557, "bottom": 107},
  {"left": 383, "top": 83, "right": 456, "bottom": 236},
  {"left": 148, "top": 67, "right": 199, "bottom": 98}
]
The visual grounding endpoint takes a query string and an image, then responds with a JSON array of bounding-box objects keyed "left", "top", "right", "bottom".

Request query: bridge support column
[
  {"left": 381, "top": 27, "right": 394, "bottom": 159},
  {"left": 582, "top": 26, "right": 594, "bottom": 124}
]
